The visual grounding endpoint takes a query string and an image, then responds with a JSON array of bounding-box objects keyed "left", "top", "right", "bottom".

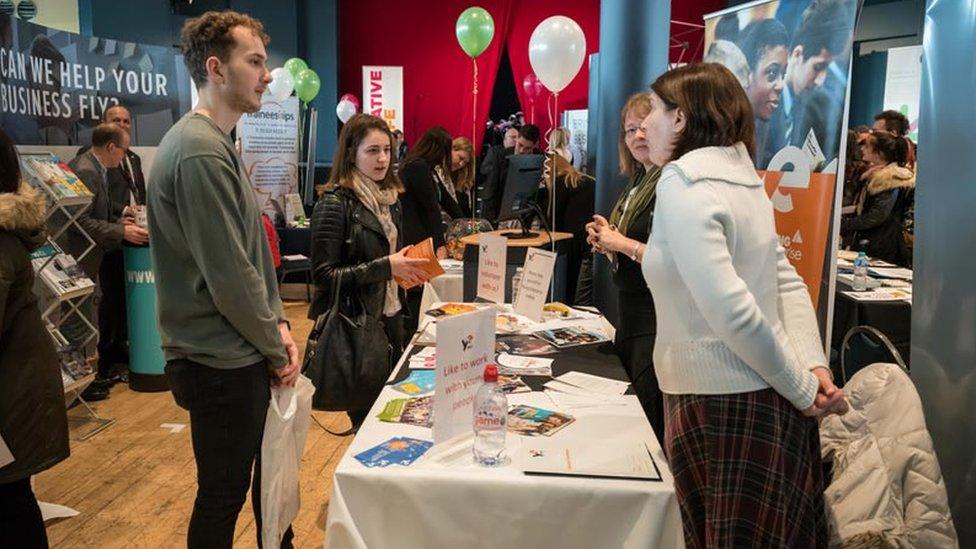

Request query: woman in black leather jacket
[{"left": 309, "top": 114, "right": 428, "bottom": 427}]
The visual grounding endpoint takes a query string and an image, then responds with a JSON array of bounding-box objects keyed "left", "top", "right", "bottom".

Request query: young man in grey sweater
[{"left": 146, "top": 11, "right": 299, "bottom": 548}]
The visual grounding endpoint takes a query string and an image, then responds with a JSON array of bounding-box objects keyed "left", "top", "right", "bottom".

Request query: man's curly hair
[{"left": 180, "top": 11, "right": 270, "bottom": 88}]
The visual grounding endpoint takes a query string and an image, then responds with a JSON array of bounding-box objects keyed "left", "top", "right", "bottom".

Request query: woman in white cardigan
[{"left": 634, "top": 63, "right": 845, "bottom": 547}]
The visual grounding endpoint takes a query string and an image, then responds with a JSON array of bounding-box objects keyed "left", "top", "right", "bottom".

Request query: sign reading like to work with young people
[{"left": 433, "top": 308, "right": 496, "bottom": 444}]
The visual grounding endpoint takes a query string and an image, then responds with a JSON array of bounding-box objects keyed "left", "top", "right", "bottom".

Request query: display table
[
  {"left": 831, "top": 280, "right": 912, "bottom": 366},
  {"left": 323, "top": 305, "right": 683, "bottom": 549},
  {"left": 460, "top": 229, "right": 574, "bottom": 302}
]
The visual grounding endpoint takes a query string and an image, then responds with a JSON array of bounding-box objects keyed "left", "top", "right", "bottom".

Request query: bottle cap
[{"left": 483, "top": 364, "right": 498, "bottom": 383}]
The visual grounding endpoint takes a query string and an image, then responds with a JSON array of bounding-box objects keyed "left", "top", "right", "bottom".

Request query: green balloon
[
  {"left": 294, "top": 68, "right": 321, "bottom": 103},
  {"left": 456, "top": 7, "right": 494, "bottom": 59},
  {"left": 284, "top": 57, "right": 308, "bottom": 79}
]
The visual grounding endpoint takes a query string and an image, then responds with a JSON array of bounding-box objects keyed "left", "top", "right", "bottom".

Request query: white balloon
[
  {"left": 267, "top": 67, "right": 294, "bottom": 101},
  {"left": 528, "top": 16, "right": 587, "bottom": 93},
  {"left": 336, "top": 99, "right": 357, "bottom": 123}
]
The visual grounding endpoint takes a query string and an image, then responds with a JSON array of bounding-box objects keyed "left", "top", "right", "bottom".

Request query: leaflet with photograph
[
  {"left": 507, "top": 405, "right": 575, "bottom": 437},
  {"left": 497, "top": 375, "right": 531, "bottom": 394},
  {"left": 495, "top": 334, "right": 556, "bottom": 356},
  {"left": 532, "top": 326, "right": 608, "bottom": 348},
  {"left": 353, "top": 437, "right": 433, "bottom": 468},
  {"left": 20, "top": 153, "right": 92, "bottom": 206},
  {"left": 29, "top": 243, "right": 95, "bottom": 300},
  {"left": 377, "top": 396, "right": 433, "bottom": 428}
]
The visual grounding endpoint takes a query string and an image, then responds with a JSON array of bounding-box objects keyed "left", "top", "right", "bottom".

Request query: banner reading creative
[
  {"left": 237, "top": 96, "right": 300, "bottom": 220},
  {"left": 362, "top": 65, "right": 403, "bottom": 132},
  {"left": 0, "top": 14, "right": 193, "bottom": 147},
  {"left": 704, "top": 0, "right": 858, "bottom": 315}
]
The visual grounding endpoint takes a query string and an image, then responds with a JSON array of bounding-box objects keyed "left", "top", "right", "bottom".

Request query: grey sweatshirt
[{"left": 147, "top": 113, "right": 288, "bottom": 369}]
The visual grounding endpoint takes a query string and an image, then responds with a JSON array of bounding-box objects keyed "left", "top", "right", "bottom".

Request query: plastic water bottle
[
  {"left": 473, "top": 364, "right": 508, "bottom": 466},
  {"left": 853, "top": 251, "right": 869, "bottom": 291},
  {"left": 510, "top": 267, "right": 523, "bottom": 304}
]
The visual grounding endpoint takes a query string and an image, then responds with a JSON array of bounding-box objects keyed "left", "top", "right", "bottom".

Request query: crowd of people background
[{"left": 0, "top": 3, "right": 921, "bottom": 548}]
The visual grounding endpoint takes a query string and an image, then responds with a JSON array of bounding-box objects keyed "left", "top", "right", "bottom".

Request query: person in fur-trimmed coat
[
  {"left": 842, "top": 132, "right": 915, "bottom": 266},
  {"left": 0, "top": 129, "right": 70, "bottom": 548}
]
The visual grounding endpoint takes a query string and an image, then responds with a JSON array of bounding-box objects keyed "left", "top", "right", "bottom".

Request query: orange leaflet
[{"left": 394, "top": 237, "right": 445, "bottom": 290}]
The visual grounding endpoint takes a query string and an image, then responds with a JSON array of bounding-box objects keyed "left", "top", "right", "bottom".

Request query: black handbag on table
[{"left": 302, "top": 272, "right": 393, "bottom": 412}]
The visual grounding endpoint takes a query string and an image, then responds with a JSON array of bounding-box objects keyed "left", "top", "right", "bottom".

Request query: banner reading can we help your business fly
[{"left": 704, "top": 0, "right": 859, "bottom": 344}]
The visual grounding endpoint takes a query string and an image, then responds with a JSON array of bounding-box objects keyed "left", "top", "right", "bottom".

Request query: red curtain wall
[
  {"left": 337, "top": 1, "right": 722, "bottom": 150},
  {"left": 338, "top": 0, "right": 598, "bottom": 151}
]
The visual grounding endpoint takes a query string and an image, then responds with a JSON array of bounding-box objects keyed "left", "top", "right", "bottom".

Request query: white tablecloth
[{"left": 323, "top": 309, "right": 684, "bottom": 549}]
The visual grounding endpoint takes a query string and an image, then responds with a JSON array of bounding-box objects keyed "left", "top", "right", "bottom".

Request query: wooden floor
[{"left": 35, "top": 299, "right": 355, "bottom": 549}]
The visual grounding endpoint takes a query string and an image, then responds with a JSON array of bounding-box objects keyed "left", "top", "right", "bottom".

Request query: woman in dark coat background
[
  {"left": 309, "top": 114, "right": 427, "bottom": 428},
  {"left": 398, "top": 126, "right": 462, "bottom": 338},
  {"left": 538, "top": 152, "right": 594, "bottom": 303},
  {"left": 0, "top": 128, "right": 70, "bottom": 548},
  {"left": 842, "top": 132, "right": 915, "bottom": 266}
]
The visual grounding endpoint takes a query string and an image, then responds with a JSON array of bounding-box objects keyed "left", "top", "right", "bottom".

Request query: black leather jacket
[{"left": 308, "top": 187, "right": 404, "bottom": 320}]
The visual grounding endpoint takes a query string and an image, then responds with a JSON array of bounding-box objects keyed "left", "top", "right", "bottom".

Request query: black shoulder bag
[{"left": 301, "top": 273, "right": 394, "bottom": 413}]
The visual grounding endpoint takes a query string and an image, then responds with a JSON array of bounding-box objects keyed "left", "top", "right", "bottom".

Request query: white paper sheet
[
  {"left": 553, "top": 371, "right": 630, "bottom": 396},
  {"left": 496, "top": 353, "right": 554, "bottom": 376}
]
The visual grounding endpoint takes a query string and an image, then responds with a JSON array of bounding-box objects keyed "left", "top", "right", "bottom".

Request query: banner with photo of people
[
  {"left": 0, "top": 14, "right": 193, "bottom": 148},
  {"left": 704, "top": 0, "right": 858, "bottom": 319}
]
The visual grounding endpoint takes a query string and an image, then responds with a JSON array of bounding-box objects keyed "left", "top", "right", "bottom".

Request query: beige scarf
[{"left": 351, "top": 170, "right": 401, "bottom": 316}]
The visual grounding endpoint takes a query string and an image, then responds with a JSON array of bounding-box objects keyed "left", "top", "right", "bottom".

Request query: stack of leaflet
[
  {"left": 20, "top": 153, "right": 92, "bottom": 206},
  {"left": 30, "top": 242, "right": 95, "bottom": 300},
  {"left": 407, "top": 347, "right": 437, "bottom": 369},
  {"left": 544, "top": 371, "right": 633, "bottom": 411},
  {"left": 496, "top": 353, "right": 553, "bottom": 377}
]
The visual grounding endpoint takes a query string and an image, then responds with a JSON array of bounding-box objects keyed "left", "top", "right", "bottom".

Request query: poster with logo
[
  {"left": 883, "top": 45, "right": 921, "bottom": 143},
  {"left": 704, "top": 0, "right": 858, "bottom": 340},
  {"left": 362, "top": 66, "right": 403, "bottom": 132},
  {"left": 433, "top": 308, "right": 496, "bottom": 444},
  {"left": 0, "top": 14, "right": 193, "bottom": 148},
  {"left": 237, "top": 95, "right": 300, "bottom": 220}
]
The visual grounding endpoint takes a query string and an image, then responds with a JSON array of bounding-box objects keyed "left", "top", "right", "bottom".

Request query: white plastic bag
[{"left": 261, "top": 374, "right": 315, "bottom": 548}]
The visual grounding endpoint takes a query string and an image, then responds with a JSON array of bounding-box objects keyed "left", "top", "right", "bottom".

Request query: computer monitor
[{"left": 497, "top": 154, "right": 544, "bottom": 239}]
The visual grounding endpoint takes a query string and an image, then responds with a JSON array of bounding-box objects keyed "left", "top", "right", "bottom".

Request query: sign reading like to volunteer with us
[
  {"left": 362, "top": 66, "right": 403, "bottom": 132},
  {"left": 477, "top": 233, "right": 507, "bottom": 303}
]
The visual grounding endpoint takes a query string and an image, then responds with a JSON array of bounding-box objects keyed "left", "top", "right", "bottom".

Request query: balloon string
[{"left": 472, "top": 57, "right": 478, "bottom": 181}]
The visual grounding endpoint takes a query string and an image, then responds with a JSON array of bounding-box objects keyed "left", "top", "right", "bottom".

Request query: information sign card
[
  {"left": 433, "top": 308, "right": 497, "bottom": 444},
  {"left": 477, "top": 233, "right": 507, "bottom": 303},
  {"left": 513, "top": 248, "right": 556, "bottom": 320}
]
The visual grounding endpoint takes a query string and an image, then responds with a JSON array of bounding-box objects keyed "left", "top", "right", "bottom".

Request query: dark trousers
[
  {"left": 0, "top": 477, "right": 49, "bottom": 548},
  {"left": 97, "top": 249, "right": 128, "bottom": 375},
  {"left": 615, "top": 289, "right": 664, "bottom": 439},
  {"left": 165, "top": 359, "right": 294, "bottom": 549}
]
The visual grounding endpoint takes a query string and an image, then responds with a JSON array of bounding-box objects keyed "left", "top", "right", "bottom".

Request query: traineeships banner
[
  {"left": 0, "top": 14, "right": 193, "bottom": 147},
  {"left": 362, "top": 66, "right": 403, "bottom": 132},
  {"left": 237, "top": 95, "right": 300, "bottom": 220},
  {"left": 704, "top": 0, "right": 858, "bottom": 341}
]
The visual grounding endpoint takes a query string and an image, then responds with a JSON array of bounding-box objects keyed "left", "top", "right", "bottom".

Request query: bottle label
[{"left": 474, "top": 413, "right": 503, "bottom": 430}]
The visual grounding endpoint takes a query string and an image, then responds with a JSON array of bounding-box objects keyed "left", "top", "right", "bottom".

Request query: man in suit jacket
[
  {"left": 479, "top": 124, "right": 541, "bottom": 223},
  {"left": 96, "top": 105, "right": 147, "bottom": 386},
  {"left": 62, "top": 123, "right": 148, "bottom": 399}
]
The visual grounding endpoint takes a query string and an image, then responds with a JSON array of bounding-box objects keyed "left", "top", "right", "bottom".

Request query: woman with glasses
[{"left": 585, "top": 92, "right": 664, "bottom": 437}]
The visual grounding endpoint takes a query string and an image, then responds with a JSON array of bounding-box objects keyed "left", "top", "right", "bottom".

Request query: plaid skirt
[{"left": 664, "top": 389, "right": 828, "bottom": 549}]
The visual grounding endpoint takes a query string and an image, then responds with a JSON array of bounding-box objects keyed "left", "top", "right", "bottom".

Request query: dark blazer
[
  {"left": 308, "top": 187, "right": 404, "bottom": 320},
  {"left": 399, "top": 159, "right": 448, "bottom": 249},
  {"left": 64, "top": 150, "right": 124, "bottom": 278},
  {"left": 613, "top": 186, "right": 656, "bottom": 294},
  {"left": 76, "top": 146, "right": 146, "bottom": 217},
  {"left": 0, "top": 186, "right": 70, "bottom": 483}
]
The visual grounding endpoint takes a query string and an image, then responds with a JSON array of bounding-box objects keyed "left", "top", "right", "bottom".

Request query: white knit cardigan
[{"left": 642, "top": 142, "right": 827, "bottom": 410}]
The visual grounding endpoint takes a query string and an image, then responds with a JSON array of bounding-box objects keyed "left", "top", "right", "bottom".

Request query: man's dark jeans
[{"left": 166, "top": 358, "right": 294, "bottom": 549}]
